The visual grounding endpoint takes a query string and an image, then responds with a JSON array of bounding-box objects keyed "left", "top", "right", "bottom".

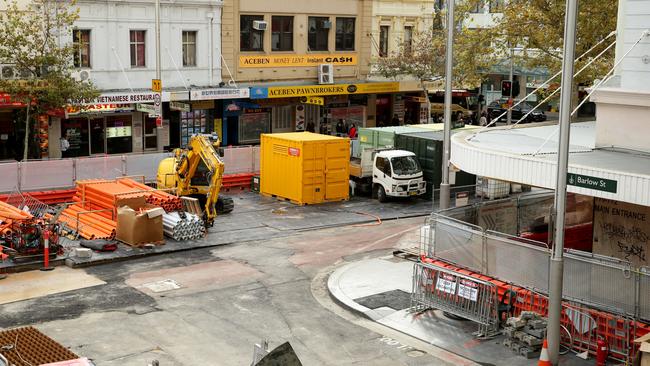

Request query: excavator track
[{"left": 216, "top": 196, "right": 234, "bottom": 214}]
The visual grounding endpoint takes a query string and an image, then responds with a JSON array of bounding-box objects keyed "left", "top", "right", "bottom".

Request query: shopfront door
[
  {"left": 89, "top": 118, "right": 105, "bottom": 155},
  {"left": 144, "top": 116, "right": 158, "bottom": 151}
]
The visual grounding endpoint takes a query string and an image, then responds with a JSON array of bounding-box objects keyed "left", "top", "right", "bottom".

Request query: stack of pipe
[
  {"left": 56, "top": 205, "right": 116, "bottom": 240},
  {"left": 116, "top": 178, "right": 182, "bottom": 212},
  {"left": 0, "top": 189, "right": 76, "bottom": 205},
  {"left": 0, "top": 200, "right": 34, "bottom": 237},
  {"left": 162, "top": 212, "right": 204, "bottom": 241}
]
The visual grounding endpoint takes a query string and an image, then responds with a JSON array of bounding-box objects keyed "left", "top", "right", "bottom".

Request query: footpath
[{"left": 327, "top": 256, "right": 596, "bottom": 366}]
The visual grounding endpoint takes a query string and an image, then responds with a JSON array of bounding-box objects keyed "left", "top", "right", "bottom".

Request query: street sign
[
  {"left": 136, "top": 103, "right": 156, "bottom": 115},
  {"left": 567, "top": 173, "right": 617, "bottom": 193},
  {"left": 153, "top": 92, "right": 162, "bottom": 118},
  {"left": 300, "top": 96, "right": 324, "bottom": 106},
  {"left": 152, "top": 79, "right": 162, "bottom": 93},
  {"left": 170, "top": 101, "right": 190, "bottom": 112}
]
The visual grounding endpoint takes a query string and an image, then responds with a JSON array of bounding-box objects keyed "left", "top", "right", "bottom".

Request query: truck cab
[
  {"left": 350, "top": 148, "right": 426, "bottom": 202},
  {"left": 372, "top": 150, "right": 426, "bottom": 202}
]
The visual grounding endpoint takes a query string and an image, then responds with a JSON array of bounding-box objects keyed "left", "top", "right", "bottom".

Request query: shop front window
[
  {"left": 105, "top": 115, "right": 133, "bottom": 154},
  {"left": 89, "top": 118, "right": 105, "bottom": 155},
  {"left": 144, "top": 116, "right": 158, "bottom": 150},
  {"left": 180, "top": 110, "right": 207, "bottom": 147},
  {"left": 61, "top": 118, "right": 90, "bottom": 157}
]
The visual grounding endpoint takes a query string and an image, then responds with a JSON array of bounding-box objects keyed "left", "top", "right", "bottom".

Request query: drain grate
[{"left": 0, "top": 327, "right": 78, "bottom": 366}]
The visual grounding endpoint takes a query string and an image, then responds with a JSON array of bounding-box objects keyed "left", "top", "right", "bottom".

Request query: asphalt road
[{"left": 1, "top": 216, "right": 469, "bottom": 366}]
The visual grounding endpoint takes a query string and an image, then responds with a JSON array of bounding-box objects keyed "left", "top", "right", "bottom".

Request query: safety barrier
[
  {"left": 0, "top": 145, "right": 261, "bottom": 193},
  {"left": 411, "top": 261, "right": 500, "bottom": 337},
  {"left": 424, "top": 210, "right": 650, "bottom": 325}
]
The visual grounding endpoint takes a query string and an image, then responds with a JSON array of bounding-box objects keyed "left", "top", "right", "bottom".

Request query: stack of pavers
[{"left": 502, "top": 311, "right": 547, "bottom": 359}]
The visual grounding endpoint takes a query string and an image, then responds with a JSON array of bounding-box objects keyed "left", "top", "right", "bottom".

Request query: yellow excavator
[{"left": 157, "top": 134, "right": 234, "bottom": 226}]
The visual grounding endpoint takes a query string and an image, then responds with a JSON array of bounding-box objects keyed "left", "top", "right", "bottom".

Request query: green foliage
[
  {"left": 372, "top": 1, "right": 498, "bottom": 89},
  {"left": 0, "top": 0, "right": 99, "bottom": 159},
  {"left": 493, "top": 0, "right": 618, "bottom": 86}
]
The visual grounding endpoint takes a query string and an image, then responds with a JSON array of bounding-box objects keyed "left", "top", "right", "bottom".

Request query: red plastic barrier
[{"left": 520, "top": 222, "right": 593, "bottom": 252}]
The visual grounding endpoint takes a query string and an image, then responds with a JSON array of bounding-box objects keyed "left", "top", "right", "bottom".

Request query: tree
[
  {"left": 372, "top": 2, "right": 498, "bottom": 122},
  {"left": 0, "top": 0, "right": 99, "bottom": 160},
  {"left": 493, "top": 0, "right": 617, "bottom": 89}
]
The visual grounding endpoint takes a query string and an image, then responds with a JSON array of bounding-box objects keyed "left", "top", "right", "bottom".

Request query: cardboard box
[
  {"left": 635, "top": 333, "right": 650, "bottom": 366},
  {"left": 116, "top": 200, "right": 164, "bottom": 246}
]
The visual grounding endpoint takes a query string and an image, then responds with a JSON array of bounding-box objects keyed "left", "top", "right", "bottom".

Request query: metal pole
[
  {"left": 507, "top": 47, "right": 513, "bottom": 125},
  {"left": 155, "top": 0, "right": 161, "bottom": 80},
  {"left": 439, "top": 0, "right": 454, "bottom": 210},
  {"left": 547, "top": 0, "right": 578, "bottom": 364}
]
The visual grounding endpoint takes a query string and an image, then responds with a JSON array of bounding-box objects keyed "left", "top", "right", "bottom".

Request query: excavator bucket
[{"left": 254, "top": 342, "right": 302, "bottom": 366}]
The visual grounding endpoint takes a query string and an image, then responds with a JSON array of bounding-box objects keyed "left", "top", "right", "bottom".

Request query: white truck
[{"left": 349, "top": 149, "right": 426, "bottom": 202}]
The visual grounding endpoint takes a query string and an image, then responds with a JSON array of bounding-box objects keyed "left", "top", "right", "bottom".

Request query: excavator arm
[{"left": 173, "top": 134, "right": 225, "bottom": 225}]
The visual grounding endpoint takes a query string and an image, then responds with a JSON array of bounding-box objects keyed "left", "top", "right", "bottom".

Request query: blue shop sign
[{"left": 250, "top": 87, "right": 269, "bottom": 99}]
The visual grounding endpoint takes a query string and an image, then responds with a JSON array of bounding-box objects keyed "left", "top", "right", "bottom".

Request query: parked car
[{"left": 487, "top": 99, "right": 547, "bottom": 123}]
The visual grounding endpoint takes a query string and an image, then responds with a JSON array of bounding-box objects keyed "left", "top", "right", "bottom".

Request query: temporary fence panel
[
  {"left": 640, "top": 268, "right": 650, "bottom": 321},
  {"left": 20, "top": 159, "right": 74, "bottom": 191},
  {"left": 484, "top": 231, "right": 550, "bottom": 292},
  {"left": 412, "top": 262, "right": 500, "bottom": 337},
  {"left": 563, "top": 253, "right": 636, "bottom": 316},
  {"left": 76, "top": 155, "right": 125, "bottom": 181},
  {"left": 125, "top": 153, "right": 171, "bottom": 182},
  {"left": 431, "top": 214, "right": 484, "bottom": 272},
  {"left": 252, "top": 146, "right": 261, "bottom": 173},
  {"left": 223, "top": 146, "right": 254, "bottom": 174},
  {"left": 0, "top": 162, "right": 18, "bottom": 193}
]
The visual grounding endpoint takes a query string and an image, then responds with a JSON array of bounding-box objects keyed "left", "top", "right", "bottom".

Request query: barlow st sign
[{"left": 567, "top": 173, "right": 617, "bottom": 194}]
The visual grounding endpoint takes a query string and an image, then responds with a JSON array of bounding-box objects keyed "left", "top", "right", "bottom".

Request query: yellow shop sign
[{"left": 239, "top": 54, "right": 358, "bottom": 68}]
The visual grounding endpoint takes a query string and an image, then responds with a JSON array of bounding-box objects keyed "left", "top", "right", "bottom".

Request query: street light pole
[
  {"left": 547, "top": 0, "right": 579, "bottom": 364},
  {"left": 507, "top": 47, "right": 513, "bottom": 125},
  {"left": 155, "top": 0, "right": 161, "bottom": 81},
  {"left": 440, "top": 0, "right": 455, "bottom": 210}
]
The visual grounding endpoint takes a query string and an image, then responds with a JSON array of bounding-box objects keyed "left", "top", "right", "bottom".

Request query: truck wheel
[{"left": 377, "top": 186, "right": 387, "bottom": 203}]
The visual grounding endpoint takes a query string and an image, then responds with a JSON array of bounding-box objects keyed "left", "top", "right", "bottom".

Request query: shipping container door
[
  {"left": 325, "top": 141, "right": 349, "bottom": 200},
  {"left": 303, "top": 142, "right": 325, "bottom": 203}
]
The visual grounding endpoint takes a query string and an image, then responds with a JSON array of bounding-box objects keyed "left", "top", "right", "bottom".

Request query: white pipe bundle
[{"left": 163, "top": 212, "right": 205, "bottom": 241}]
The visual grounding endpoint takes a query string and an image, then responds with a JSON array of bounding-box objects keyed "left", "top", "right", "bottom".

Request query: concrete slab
[{"left": 0, "top": 267, "right": 105, "bottom": 305}]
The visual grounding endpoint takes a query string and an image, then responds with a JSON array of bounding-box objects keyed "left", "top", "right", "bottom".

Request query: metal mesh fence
[
  {"left": 638, "top": 267, "right": 650, "bottom": 321},
  {"left": 484, "top": 231, "right": 550, "bottom": 292},
  {"left": 563, "top": 253, "right": 636, "bottom": 316},
  {"left": 432, "top": 214, "right": 484, "bottom": 272}
]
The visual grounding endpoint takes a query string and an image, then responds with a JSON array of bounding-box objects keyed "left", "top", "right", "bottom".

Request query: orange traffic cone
[{"left": 538, "top": 339, "right": 551, "bottom": 366}]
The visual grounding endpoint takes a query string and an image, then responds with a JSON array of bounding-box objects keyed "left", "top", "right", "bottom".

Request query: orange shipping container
[{"left": 260, "top": 132, "right": 349, "bottom": 205}]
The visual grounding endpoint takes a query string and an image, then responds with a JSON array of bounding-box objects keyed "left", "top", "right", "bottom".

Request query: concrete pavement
[{"left": 327, "top": 256, "right": 596, "bottom": 366}]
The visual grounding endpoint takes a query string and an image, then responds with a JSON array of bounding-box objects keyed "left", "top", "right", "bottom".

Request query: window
[
  {"left": 73, "top": 29, "right": 91, "bottom": 68},
  {"left": 272, "top": 16, "right": 293, "bottom": 51},
  {"left": 489, "top": 0, "right": 504, "bottom": 13},
  {"left": 241, "top": 15, "right": 264, "bottom": 51},
  {"left": 404, "top": 26, "right": 413, "bottom": 54},
  {"left": 336, "top": 17, "right": 355, "bottom": 51},
  {"left": 308, "top": 17, "right": 329, "bottom": 51},
  {"left": 470, "top": 0, "right": 485, "bottom": 13},
  {"left": 130, "top": 30, "right": 146, "bottom": 67},
  {"left": 379, "top": 26, "right": 389, "bottom": 57},
  {"left": 182, "top": 31, "right": 197, "bottom": 66}
]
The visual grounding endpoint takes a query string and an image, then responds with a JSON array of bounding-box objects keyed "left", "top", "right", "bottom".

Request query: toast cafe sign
[
  {"left": 75, "top": 92, "right": 158, "bottom": 105},
  {"left": 239, "top": 54, "right": 357, "bottom": 68}
]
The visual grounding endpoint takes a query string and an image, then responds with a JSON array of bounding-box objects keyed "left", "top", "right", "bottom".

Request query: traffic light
[
  {"left": 501, "top": 80, "right": 512, "bottom": 97},
  {"left": 512, "top": 80, "right": 521, "bottom": 97}
]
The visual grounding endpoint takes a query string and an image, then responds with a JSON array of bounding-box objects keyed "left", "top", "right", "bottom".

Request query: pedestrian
[
  {"left": 336, "top": 119, "right": 345, "bottom": 135},
  {"left": 479, "top": 111, "right": 488, "bottom": 126},
  {"left": 60, "top": 135, "right": 70, "bottom": 158},
  {"left": 391, "top": 114, "right": 400, "bottom": 126},
  {"left": 348, "top": 123, "right": 357, "bottom": 139}
]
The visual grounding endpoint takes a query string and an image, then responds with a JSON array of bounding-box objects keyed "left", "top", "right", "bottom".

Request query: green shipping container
[
  {"left": 357, "top": 126, "right": 429, "bottom": 156},
  {"left": 395, "top": 131, "right": 476, "bottom": 198}
]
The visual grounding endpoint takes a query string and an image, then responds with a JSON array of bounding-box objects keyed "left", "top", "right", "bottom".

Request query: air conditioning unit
[
  {"left": 0, "top": 65, "right": 17, "bottom": 80},
  {"left": 318, "top": 64, "right": 334, "bottom": 85},
  {"left": 71, "top": 69, "right": 92, "bottom": 82},
  {"left": 252, "top": 20, "right": 268, "bottom": 31},
  {"left": 322, "top": 21, "right": 332, "bottom": 29}
]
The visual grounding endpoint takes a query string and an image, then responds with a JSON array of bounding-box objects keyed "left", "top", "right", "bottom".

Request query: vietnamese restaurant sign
[{"left": 74, "top": 92, "right": 158, "bottom": 106}]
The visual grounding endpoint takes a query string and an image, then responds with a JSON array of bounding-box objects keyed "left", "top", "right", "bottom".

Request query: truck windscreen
[{"left": 391, "top": 156, "right": 421, "bottom": 175}]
